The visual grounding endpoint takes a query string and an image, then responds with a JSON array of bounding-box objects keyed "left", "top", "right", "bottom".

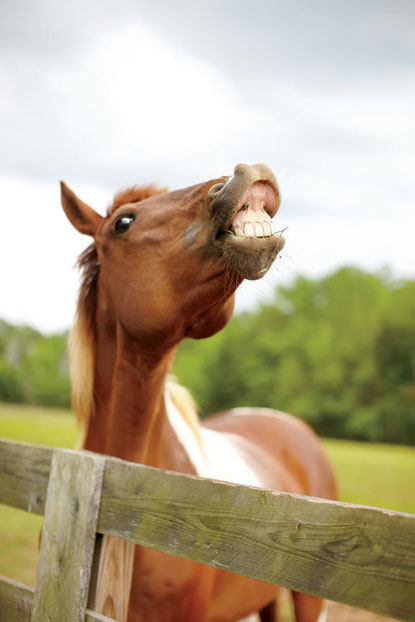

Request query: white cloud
[
  {"left": 88, "top": 25, "right": 247, "bottom": 155},
  {"left": 0, "top": 175, "right": 108, "bottom": 333}
]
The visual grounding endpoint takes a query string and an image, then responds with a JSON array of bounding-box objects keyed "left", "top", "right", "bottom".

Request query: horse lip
[
  {"left": 210, "top": 163, "right": 281, "bottom": 237},
  {"left": 223, "top": 231, "right": 286, "bottom": 252}
]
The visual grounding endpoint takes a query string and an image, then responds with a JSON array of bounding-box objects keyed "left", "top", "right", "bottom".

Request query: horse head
[{"left": 61, "top": 163, "right": 284, "bottom": 347}]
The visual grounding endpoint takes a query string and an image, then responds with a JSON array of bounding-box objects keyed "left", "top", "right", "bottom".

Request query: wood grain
[
  {"left": 98, "top": 455, "right": 415, "bottom": 621},
  {"left": 0, "top": 440, "right": 414, "bottom": 621},
  {"left": 0, "top": 576, "right": 116, "bottom": 622},
  {"left": 0, "top": 576, "right": 32, "bottom": 622},
  {"left": 0, "top": 439, "right": 52, "bottom": 514},
  {"left": 31, "top": 449, "right": 105, "bottom": 622},
  {"left": 94, "top": 536, "right": 135, "bottom": 622}
]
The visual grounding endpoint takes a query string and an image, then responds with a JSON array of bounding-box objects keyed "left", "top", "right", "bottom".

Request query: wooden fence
[{"left": 0, "top": 438, "right": 414, "bottom": 622}]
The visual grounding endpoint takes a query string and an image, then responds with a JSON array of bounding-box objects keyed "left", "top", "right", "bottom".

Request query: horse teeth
[
  {"left": 244, "top": 223, "right": 255, "bottom": 238},
  {"left": 233, "top": 221, "right": 274, "bottom": 239},
  {"left": 255, "top": 222, "right": 264, "bottom": 237}
]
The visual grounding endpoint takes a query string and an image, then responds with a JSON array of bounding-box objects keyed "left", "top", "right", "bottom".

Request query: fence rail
[{"left": 0, "top": 438, "right": 414, "bottom": 621}]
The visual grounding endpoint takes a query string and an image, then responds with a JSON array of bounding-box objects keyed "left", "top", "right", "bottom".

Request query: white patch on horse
[
  {"left": 317, "top": 601, "right": 328, "bottom": 622},
  {"left": 165, "top": 391, "right": 262, "bottom": 487}
]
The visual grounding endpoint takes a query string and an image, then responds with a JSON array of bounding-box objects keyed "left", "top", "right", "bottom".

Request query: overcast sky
[{"left": 1, "top": 0, "right": 414, "bottom": 334}]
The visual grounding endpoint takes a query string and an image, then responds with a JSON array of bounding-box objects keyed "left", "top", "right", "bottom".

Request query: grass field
[
  {"left": 0, "top": 403, "right": 414, "bottom": 588},
  {"left": 0, "top": 404, "right": 79, "bottom": 585}
]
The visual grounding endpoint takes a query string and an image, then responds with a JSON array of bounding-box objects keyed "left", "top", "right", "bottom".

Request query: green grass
[
  {"left": 0, "top": 403, "right": 78, "bottom": 586},
  {"left": 323, "top": 438, "right": 414, "bottom": 514},
  {"left": 0, "top": 403, "right": 78, "bottom": 447},
  {"left": 0, "top": 403, "right": 414, "bottom": 587},
  {"left": 324, "top": 440, "right": 415, "bottom": 514}
]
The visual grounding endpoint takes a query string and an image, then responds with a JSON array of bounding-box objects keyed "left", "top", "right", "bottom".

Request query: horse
[{"left": 61, "top": 163, "right": 337, "bottom": 622}]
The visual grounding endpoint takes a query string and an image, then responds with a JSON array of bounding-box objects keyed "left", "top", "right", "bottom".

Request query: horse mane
[
  {"left": 69, "top": 242, "right": 99, "bottom": 444},
  {"left": 166, "top": 379, "right": 201, "bottom": 444},
  {"left": 68, "top": 184, "right": 200, "bottom": 445},
  {"left": 108, "top": 184, "right": 168, "bottom": 215}
]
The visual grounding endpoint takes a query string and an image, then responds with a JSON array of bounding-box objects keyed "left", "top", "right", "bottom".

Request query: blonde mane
[
  {"left": 68, "top": 183, "right": 201, "bottom": 445},
  {"left": 69, "top": 242, "right": 99, "bottom": 447},
  {"left": 69, "top": 308, "right": 95, "bottom": 449},
  {"left": 166, "top": 379, "right": 202, "bottom": 443}
]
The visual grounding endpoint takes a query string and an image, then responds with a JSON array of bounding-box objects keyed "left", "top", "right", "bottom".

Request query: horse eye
[{"left": 115, "top": 214, "right": 135, "bottom": 233}]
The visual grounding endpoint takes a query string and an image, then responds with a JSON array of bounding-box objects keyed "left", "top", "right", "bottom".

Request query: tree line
[{"left": 1, "top": 267, "right": 414, "bottom": 445}]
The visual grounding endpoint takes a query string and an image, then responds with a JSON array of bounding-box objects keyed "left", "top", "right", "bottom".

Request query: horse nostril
[{"left": 208, "top": 182, "right": 225, "bottom": 197}]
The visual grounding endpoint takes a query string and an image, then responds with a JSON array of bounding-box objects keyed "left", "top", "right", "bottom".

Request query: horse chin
[{"left": 223, "top": 234, "right": 285, "bottom": 280}]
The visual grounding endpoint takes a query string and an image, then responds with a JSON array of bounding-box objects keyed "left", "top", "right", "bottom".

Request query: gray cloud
[
  {"left": 1, "top": 0, "right": 414, "bottom": 332},
  {"left": 131, "top": 0, "right": 415, "bottom": 84},
  {"left": 2, "top": 0, "right": 414, "bottom": 83},
  {"left": 1, "top": 0, "right": 414, "bottom": 189},
  {"left": 0, "top": 0, "right": 124, "bottom": 60}
]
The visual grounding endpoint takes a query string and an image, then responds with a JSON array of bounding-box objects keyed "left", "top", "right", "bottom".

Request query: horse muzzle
[{"left": 209, "top": 163, "right": 286, "bottom": 280}]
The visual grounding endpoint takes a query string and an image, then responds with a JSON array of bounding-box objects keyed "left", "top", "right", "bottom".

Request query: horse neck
[{"left": 83, "top": 314, "right": 176, "bottom": 464}]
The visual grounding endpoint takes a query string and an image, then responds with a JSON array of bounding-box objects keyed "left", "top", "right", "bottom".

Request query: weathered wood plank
[
  {"left": 1, "top": 440, "right": 414, "bottom": 620},
  {"left": 0, "top": 439, "right": 52, "bottom": 515},
  {"left": 31, "top": 449, "right": 105, "bottom": 622},
  {"left": 0, "top": 576, "right": 116, "bottom": 622},
  {"left": 94, "top": 535, "right": 136, "bottom": 622},
  {"left": 98, "top": 456, "right": 415, "bottom": 622},
  {"left": 0, "top": 576, "right": 32, "bottom": 622}
]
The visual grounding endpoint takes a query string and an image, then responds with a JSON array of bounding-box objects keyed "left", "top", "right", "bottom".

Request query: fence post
[{"left": 31, "top": 449, "right": 105, "bottom": 622}]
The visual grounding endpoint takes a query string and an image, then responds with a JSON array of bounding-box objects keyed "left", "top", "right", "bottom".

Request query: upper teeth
[
  {"left": 245, "top": 223, "right": 255, "bottom": 237},
  {"left": 231, "top": 221, "right": 273, "bottom": 239}
]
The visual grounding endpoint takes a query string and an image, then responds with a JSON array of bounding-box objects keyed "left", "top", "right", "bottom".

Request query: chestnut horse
[{"left": 61, "top": 163, "right": 336, "bottom": 622}]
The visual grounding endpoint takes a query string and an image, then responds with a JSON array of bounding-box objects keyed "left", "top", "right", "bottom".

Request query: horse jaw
[{"left": 185, "top": 295, "right": 235, "bottom": 339}]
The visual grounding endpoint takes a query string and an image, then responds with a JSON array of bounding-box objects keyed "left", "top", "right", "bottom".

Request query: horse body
[{"left": 61, "top": 163, "right": 336, "bottom": 622}]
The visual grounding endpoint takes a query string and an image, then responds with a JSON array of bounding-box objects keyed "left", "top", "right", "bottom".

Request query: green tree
[
  {"left": 22, "top": 335, "right": 70, "bottom": 407},
  {"left": 174, "top": 267, "right": 414, "bottom": 444},
  {"left": 0, "top": 360, "right": 24, "bottom": 402},
  {"left": 371, "top": 281, "right": 415, "bottom": 444},
  {"left": 0, "top": 320, "right": 70, "bottom": 408}
]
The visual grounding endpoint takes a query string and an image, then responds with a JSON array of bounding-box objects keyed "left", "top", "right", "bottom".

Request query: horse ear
[{"left": 60, "top": 181, "right": 103, "bottom": 236}]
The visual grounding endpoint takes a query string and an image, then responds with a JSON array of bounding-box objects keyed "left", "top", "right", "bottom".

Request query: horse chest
[{"left": 165, "top": 391, "right": 263, "bottom": 487}]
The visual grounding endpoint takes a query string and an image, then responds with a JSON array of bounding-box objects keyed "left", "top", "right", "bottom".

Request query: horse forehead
[
  {"left": 119, "top": 191, "right": 204, "bottom": 219},
  {"left": 103, "top": 177, "right": 225, "bottom": 233}
]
